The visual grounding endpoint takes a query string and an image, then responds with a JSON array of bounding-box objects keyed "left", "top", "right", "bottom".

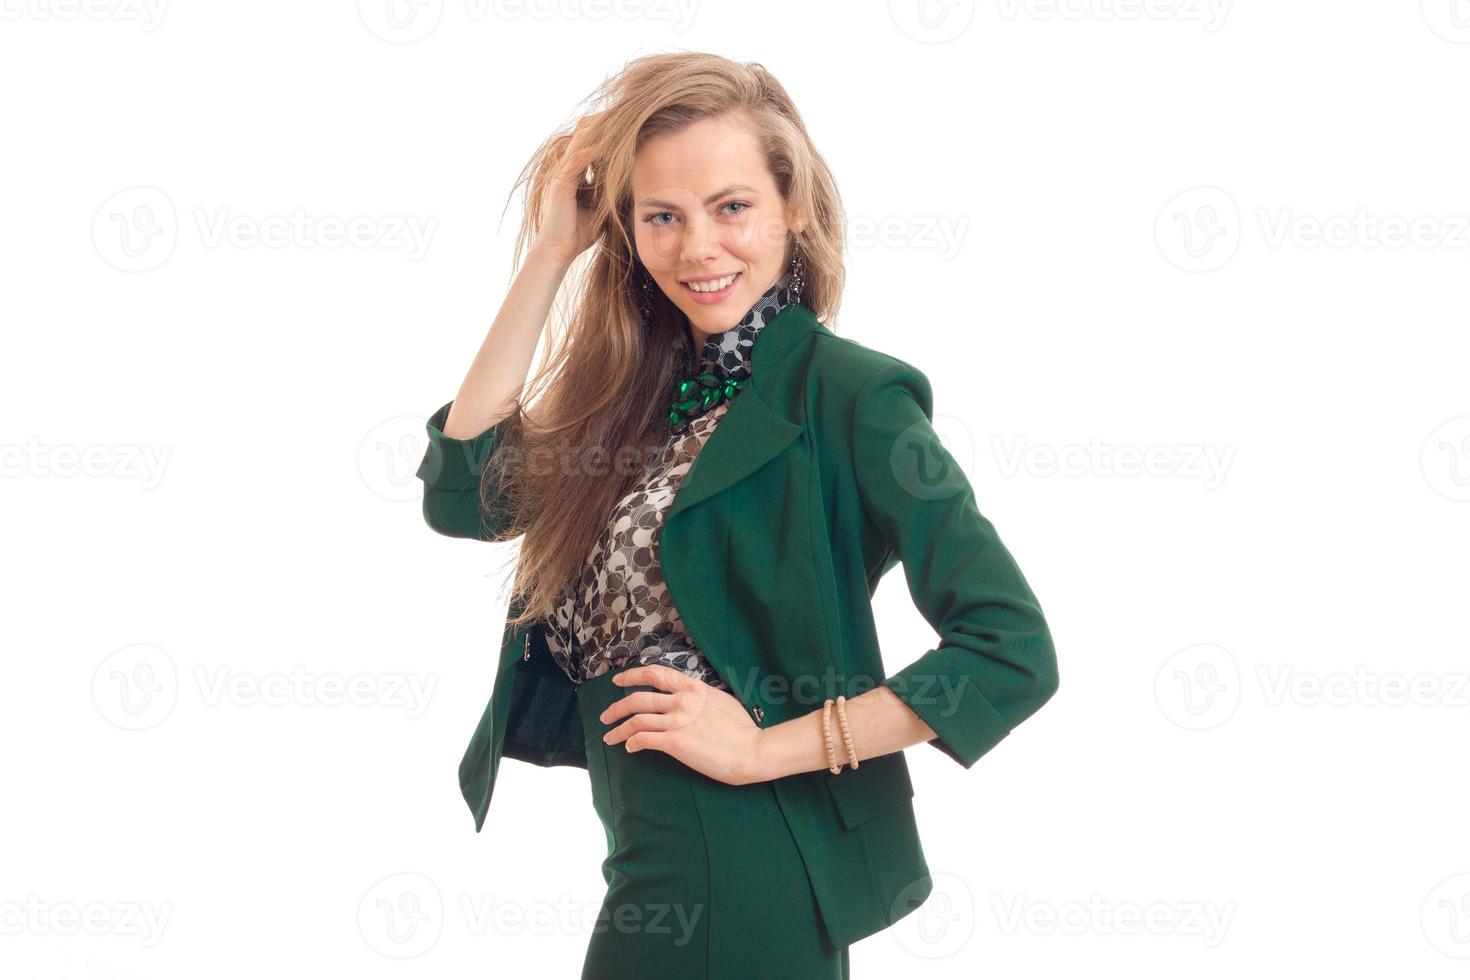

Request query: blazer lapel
[
  {"left": 665, "top": 382, "right": 801, "bottom": 521},
  {"left": 665, "top": 300, "right": 816, "bottom": 521},
  {"left": 660, "top": 301, "right": 819, "bottom": 691}
]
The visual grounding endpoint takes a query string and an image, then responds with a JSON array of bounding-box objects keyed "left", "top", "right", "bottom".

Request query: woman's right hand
[{"left": 535, "top": 112, "right": 604, "bottom": 264}]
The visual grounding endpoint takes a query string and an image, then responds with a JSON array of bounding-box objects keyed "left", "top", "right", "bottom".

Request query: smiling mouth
[{"left": 680, "top": 271, "right": 741, "bottom": 293}]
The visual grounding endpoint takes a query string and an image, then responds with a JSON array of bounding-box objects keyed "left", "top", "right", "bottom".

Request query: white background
[{"left": 3, "top": 1, "right": 1469, "bottom": 977}]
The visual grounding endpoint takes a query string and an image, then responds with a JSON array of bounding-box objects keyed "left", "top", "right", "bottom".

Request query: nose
[{"left": 678, "top": 212, "right": 720, "bottom": 268}]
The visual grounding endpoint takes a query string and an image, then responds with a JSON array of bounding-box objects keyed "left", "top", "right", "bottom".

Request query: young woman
[{"left": 415, "top": 52, "right": 1059, "bottom": 979}]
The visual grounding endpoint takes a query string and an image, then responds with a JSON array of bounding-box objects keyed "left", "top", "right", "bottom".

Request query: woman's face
[{"left": 631, "top": 113, "right": 802, "bottom": 345}]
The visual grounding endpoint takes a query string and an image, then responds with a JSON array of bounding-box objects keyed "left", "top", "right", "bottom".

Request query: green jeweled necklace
[
  {"left": 667, "top": 370, "right": 748, "bottom": 432},
  {"left": 656, "top": 248, "right": 803, "bottom": 434}
]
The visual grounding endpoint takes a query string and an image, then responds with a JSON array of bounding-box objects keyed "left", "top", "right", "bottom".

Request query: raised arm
[
  {"left": 417, "top": 115, "right": 602, "bottom": 539},
  {"left": 416, "top": 247, "right": 571, "bottom": 539}
]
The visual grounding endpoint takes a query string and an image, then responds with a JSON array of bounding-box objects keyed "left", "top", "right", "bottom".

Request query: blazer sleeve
[
  {"left": 415, "top": 399, "right": 517, "bottom": 540},
  {"left": 852, "top": 361, "right": 1059, "bottom": 769}
]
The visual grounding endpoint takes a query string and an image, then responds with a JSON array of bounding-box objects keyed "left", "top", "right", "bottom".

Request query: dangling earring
[
  {"left": 636, "top": 264, "right": 655, "bottom": 327},
  {"left": 788, "top": 238, "right": 806, "bottom": 305}
]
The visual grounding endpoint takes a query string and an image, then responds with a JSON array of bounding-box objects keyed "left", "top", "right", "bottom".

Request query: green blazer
[{"left": 415, "top": 300, "right": 1059, "bottom": 949}]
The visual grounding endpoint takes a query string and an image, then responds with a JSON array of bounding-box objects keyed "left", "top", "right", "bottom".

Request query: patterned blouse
[{"left": 542, "top": 272, "right": 798, "bottom": 690}]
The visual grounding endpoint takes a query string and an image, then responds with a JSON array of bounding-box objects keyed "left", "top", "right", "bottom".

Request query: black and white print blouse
[{"left": 541, "top": 272, "right": 798, "bottom": 690}]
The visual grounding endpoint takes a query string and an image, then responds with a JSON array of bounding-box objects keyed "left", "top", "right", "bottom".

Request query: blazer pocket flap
[{"left": 824, "top": 751, "right": 915, "bottom": 830}]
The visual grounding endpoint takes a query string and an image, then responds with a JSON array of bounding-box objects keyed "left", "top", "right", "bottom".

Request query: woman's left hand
[{"left": 597, "top": 664, "right": 765, "bottom": 786}]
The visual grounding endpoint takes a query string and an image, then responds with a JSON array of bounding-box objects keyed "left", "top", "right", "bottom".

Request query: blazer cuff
[
  {"left": 416, "top": 399, "right": 510, "bottom": 491},
  {"left": 882, "top": 648, "right": 1014, "bottom": 769}
]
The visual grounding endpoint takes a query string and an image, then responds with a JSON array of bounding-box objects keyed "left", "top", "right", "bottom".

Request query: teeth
[{"left": 685, "top": 273, "right": 737, "bottom": 293}]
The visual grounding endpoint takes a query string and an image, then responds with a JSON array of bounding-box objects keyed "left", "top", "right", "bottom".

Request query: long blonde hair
[{"left": 487, "top": 51, "right": 847, "bottom": 629}]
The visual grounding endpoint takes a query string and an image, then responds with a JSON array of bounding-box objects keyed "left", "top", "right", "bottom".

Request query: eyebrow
[{"left": 636, "top": 184, "right": 758, "bottom": 210}]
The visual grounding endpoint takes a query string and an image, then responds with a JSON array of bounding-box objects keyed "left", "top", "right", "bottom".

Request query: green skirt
[{"left": 578, "top": 665, "right": 850, "bottom": 979}]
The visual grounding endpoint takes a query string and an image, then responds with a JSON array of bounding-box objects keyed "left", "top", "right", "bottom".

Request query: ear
[{"left": 785, "top": 203, "right": 809, "bottom": 238}]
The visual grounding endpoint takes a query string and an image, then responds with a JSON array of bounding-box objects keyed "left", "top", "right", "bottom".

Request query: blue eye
[{"left": 643, "top": 201, "right": 752, "bottom": 227}]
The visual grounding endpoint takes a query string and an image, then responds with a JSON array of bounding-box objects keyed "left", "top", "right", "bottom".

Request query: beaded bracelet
[
  {"left": 835, "top": 695, "right": 860, "bottom": 770},
  {"left": 822, "top": 699, "right": 842, "bottom": 774}
]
